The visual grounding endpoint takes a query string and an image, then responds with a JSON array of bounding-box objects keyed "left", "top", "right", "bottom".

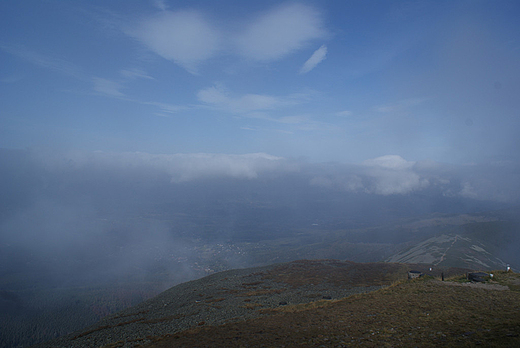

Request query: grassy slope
[{"left": 145, "top": 271, "right": 520, "bottom": 348}]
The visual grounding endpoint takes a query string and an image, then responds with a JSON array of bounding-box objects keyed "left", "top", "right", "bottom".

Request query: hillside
[
  {"left": 149, "top": 270, "right": 520, "bottom": 348},
  {"left": 34, "top": 260, "right": 514, "bottom": 348}
]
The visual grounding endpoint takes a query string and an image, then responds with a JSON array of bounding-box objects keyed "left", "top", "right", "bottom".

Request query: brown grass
[
  {"left": 146, "top": 274, "right": 520, "bottom": 347},
  {"left": 241, "top": 281, "right": 264, "bottom": 286},
  {"left": 238, "top": 288, "right": 286, "bottom": 297},
  {"left": 205, "top": 297, "right": 226, "bottom": 303},
  {"left": 239, "top": 302, "right": 264, "bottom": 310},
  {"left": 261, "top": 259, "right": 409, "bottom": 287}
]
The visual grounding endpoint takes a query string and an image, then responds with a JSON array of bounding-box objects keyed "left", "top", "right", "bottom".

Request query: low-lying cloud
[
  {"left": 19, "top": 150, "right": 520, "bottom": 203},
  {"left": 0, "top": 149, "right": 515, "bottom": 206},
  {"left": 308, "top": 155, "right": 520, "bottom": 202},
  {"left": 1, "top": 149, "right": 518, "bottom": 290},
  {"left": 309, "top": 155, "right": 428, "bottom": 195},
  {"left": 37, "top": 151, "right": 295, "bottom": 183}
]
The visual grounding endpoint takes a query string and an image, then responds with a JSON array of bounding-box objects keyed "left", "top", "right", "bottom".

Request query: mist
[
  {"left": 1, "top": 149, "right": 518, "bottom": 286},
  {"left": 0, "top": 149, "right": 519, "bottom": 346}
]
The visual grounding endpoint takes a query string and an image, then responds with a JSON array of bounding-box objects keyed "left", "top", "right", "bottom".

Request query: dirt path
[{"left": 434, "top": 235, "right": 459, "bottom": 266}]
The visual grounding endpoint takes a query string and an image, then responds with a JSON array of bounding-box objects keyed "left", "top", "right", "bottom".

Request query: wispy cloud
[
  {"left": 92, "top": 77, "right": 125, "bottom": 97},
  {"left": 300, "top": 45, "right": 327, "bottom": 74},
  {"left": 197, "top": 84, "right": 300, "bottom": 114},
  {"left": 0, "top": 44, "right": 84, "bottom": 79},
  {"left": 277, "top": 115, "right": 310, "bottom": 124},
  {"left": 151, "top": 0, "right": 168, "bottom": 11},
  {"left": 126, "top": 10, "right": 221, "bottom": 74},
  {"left": 196, "top": 84, "right": 336, "bottom": 132},
  {"left": 374, "top": 97, "right": 430, "bottom": 113},
  {"left": 0, "top": 45, "right": 139, "bottom": 100},
  {"left": 140, "top": 101, "right": 186, "bottom": 115},
  {"left": 120, "top": 68, "right": 154, "bottom": 80},
  {"left": 236, "top": 3, "right": 326, "bottom": 61},
  {"left": 335, "top": 110, "right": 352, "bottom": 117},
  {"left": 1, "top": 74, "right": 24, "bottom": 83}
]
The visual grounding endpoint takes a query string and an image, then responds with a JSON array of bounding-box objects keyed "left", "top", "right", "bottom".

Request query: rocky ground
[
  {"left": 148, "top": 271, "right": 520, "bottom": 348},
  {"left": 35, "top": 260, "right": 414, "bottom": 348},
  {"left": 35, "top": 260, "right": 493, "bottom": 348}
]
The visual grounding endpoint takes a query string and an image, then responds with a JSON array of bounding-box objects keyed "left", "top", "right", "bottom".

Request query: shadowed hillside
[
  {"left": 148, "top": 270, "right": 520, "bottom": 348},
  {"left": 35, "top": 260, "right": 506, "bottom": 348}
]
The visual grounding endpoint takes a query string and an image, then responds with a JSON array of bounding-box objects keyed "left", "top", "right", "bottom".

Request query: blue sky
[{"left": 1, "top": 0, "right": 519, "bottom": 164}]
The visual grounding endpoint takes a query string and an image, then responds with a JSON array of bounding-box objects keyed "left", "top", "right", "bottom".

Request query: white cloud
[
  {"left": 197, "top": 84, "right": 294, "bottom": 113},
  {"left": 236, "top": 3, "right": 326, "bottom": 61},
  {"left": 92, "top": 77, "right": 125, "bottom": 97},
  {"left": 120, "top": 68, "right": 154, "bottom": 80},
  {"left": 26, "top": 150, "right": 520, "bottom": 202},
  {"left": 152, "top": 0, "right": 168, "bottom": 11},
  {"left": 364, "top": 167, "right": 428, "bottom": 195},
  {"left": 361, "top": 155, "right": 428, "bottom": 195},
  {"left": 197, "top": 85, "right": 333, "bottom": 132},
  {"left": 123, "top": 4, "right": 327, "bottom": 72},
  {"left": 127, "top": 10, "right": 221, "bottom": 74},
  {"left": 300, "top": 45, "right": 327, "bottom": 74},
  {"left": 310, "top": 155, "right": 430, "bottom": 195}
]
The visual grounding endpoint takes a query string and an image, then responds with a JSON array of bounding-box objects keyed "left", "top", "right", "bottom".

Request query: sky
[{"left": 1, "top": 0, "right": 519, "bottom": 165}]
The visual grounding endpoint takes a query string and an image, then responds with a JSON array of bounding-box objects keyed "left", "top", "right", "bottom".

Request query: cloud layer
[
  {"left": 26, "top": 150, "right": 520, "bottom": 203},
  {"left": 39, "top": 151, "right": 293, "bottom": 183}
]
